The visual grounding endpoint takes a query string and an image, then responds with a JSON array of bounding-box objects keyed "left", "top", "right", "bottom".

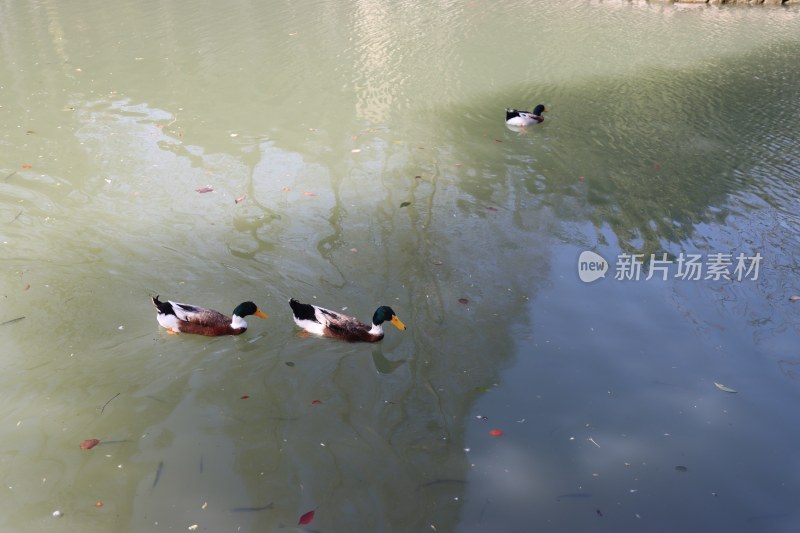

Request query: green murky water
[{"left": 2, "top": 1, "right": 800, "bottom": 531}]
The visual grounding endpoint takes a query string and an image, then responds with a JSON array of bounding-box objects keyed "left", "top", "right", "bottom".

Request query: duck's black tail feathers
[
  {"left": 505, "top": 108, "right": 521, "bottom": 121},
  {"left": 152, "top": 295, "right": 175, "bottom": 316},
  {"left": 289, "top": 298, "right": 318, "bottom": 322}
]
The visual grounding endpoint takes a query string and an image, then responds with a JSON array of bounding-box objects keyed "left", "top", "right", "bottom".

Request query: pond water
[{"left": 2, "top": 0, "right": 800, "bottom": 531}]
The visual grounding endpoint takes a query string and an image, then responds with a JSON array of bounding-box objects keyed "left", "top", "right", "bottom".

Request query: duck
[
  {"left": 289, "top": 298, "right": 406, "bottom": 342},
  {"left": 152, "top": 295, "right": 267, "bottom": 336},
  {"left": 505, "top": 104, "right": 546, "bottom": 127}
]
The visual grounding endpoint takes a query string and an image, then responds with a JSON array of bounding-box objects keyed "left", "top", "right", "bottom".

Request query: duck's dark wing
[{"left": 172, "top": 302, "right": 229, "bottom": 325}]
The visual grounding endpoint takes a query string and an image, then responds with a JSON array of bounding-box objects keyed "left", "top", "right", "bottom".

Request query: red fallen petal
[
  {"left": 488, "top": 429, "right": 504, "bottom": 437},
  {"left": 80, "top": 438, "right": 101, "bottom": 450},
  {"left": 240, "top": 395, "right": 249, "bottom": 400},
  {"left": 298, "top": 509, "right": 315, "bottom": 525},
  {"left": 311, "top": 399, "right": 322, "bottom": 405}
]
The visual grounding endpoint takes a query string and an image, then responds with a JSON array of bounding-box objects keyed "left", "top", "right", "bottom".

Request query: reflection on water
[{"left": 2, "top": 0, "right": 800, "bottom": 531}]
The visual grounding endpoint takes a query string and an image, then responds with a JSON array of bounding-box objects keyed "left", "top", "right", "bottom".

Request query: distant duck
[
  {"left": 505, "top": 104, "right": 546, "bottom": 127},
  {"left": 152, "top": 295, "right": 267, "bottom": 336},
  {"left": 289, "top": 298, "right": 406, "bottom": 343}
]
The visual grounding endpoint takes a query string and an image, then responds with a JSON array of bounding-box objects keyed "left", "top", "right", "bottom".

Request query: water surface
[{"left": 2, "top": 1, "right": 800, "bottom": 531}]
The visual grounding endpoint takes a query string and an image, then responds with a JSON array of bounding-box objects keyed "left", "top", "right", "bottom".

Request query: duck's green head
[
  {"left": 373, "top": 306, "right": 406, "bottom": 331},
  {"left": 233, "top": 301, "right": 268, "bottom": 319},
  {"left": 533, "top": 104, "right": 546, "bottom": 115}
]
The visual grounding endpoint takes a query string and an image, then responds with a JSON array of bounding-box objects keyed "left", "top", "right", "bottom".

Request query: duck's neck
[
  {"left": 368, "top": 323, "right": 384, "bottom": 336},
  {"left": 231, "top": 315, "right": 248, "bottom": 330}
]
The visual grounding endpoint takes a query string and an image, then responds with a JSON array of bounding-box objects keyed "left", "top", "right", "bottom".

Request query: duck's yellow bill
[
  {"left": 255, "top": 309, "right": 269, "bottom": 319},
  {"left": 391, "top": 315, "right": 406, "bottom": 331}
]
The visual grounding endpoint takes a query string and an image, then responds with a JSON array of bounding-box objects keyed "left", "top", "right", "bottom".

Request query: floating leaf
[
  {"left": 400, "top": 201, "right": 411, "bottom": 208},
  {"left": 303, "top": 191, "right": 317, "bottom": 196},
  {"left": 80, "top": 439, "right": 101, "bottom": 450},
  {"left": 298, "top": 509, "right": 315, "bottom": 525},
  {"left": 311, "top": 399, "right": 322, "bottom": 405},
  {"left": 240, "top": 395, "right": 249, "bottom": 400},
  {"left": 458, "top": 298, "right": 469, "bottom": 305},
  {"left": 285, "top": 361, "right": 295, "bottom": 367},
  {"left": 235, "top": 194, "right": 247, "bottom": 204},
  {"left": 675, "top": 465, "right": 688, "bottom": 472},
  {"left": 195, "top": 186, "right": 214, "bottom": 193},
  {"left": 714, "top": 382, "right": 737, "bottom": 393},
  {"left": 790, "top": 295, "right": 800, "bottom": 302},
  {"left": 488, "top": 429, "right": 504, "bottom": 437},
  {"left": 95, "top": 502, "right": 104, "bottom": 507},
  {"left": 22, "top": 165, "right": 32, "bottom": 169},
  {"left": 487, "top": 207, "right": 498, "bottom": 212},
  {"left": 415, "top": 175, "right": 422, "bottom": 179}
]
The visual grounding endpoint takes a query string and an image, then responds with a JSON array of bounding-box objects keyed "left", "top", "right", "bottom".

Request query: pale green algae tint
[{"left": 1, "top": 1, "right": 800, "bottom": 531}]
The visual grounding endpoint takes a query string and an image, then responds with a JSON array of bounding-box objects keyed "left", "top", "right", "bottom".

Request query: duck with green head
[
  {"left": 289, "top": 298, "right": 406, "bottom": 342},
  {"left": 152, "top": 295, "right": 268, "bottom": 336}
]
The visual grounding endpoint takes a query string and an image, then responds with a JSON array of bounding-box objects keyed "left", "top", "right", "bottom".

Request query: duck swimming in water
[
  {"left": 152, "top": 295, "right": 267, "bottom": 336},
  {"left": 505, "top": 104, "right": 546, "bottom": 127},
  {"left": 289, "top": 298, "right": 406, "bottom": 343}
]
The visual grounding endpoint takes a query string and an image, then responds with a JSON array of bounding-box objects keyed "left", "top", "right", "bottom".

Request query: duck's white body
[
  {"left": 505, "top": 105, "right": 546, "bottom": 127},
  {"left": 505, "top": 112, "right": 543, "bottom": 127}
]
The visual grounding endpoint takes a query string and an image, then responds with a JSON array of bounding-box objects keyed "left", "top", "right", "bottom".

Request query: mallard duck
[
  {"left": 152, "top": 295, "right": 267, "bottom": 336},
  {"left": 505, "top": 104, "right": 546, "bottom": 126},
  {"left": 289, "top": 298, "right": 406, "bottom": 342}
]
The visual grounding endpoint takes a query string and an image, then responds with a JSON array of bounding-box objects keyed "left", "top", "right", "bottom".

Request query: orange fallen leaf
[
  {"left": 22, "top": 165, "right": 32, "bottom": 169},
  {"left": 235, "top": 194, "right": 247, "bottom": 204},
  {"left": 80, "top": 439, "right": 101, "bottom": 450},
  {"left": 95, "top": 502, "right": 104, "bottom": 507},
  {"left": 303, "top": 191, "right": 317, "bottom": 196},
  {"left": 282, "top": 187, "right": 290, "bottom": 192}
]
